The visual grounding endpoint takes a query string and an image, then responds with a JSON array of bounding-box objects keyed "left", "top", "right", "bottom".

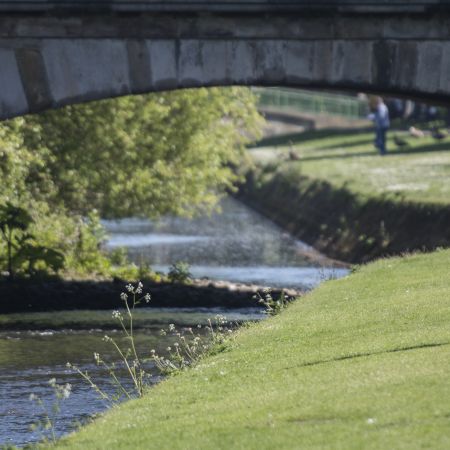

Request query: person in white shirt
[{"left": 368, "top": 97, "right": 390, "bottom": 155}]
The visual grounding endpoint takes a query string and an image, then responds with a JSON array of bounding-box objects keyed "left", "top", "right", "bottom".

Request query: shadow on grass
[
  {"left": 268, "top": 138, "right": 450, "bottom": 163},
  {"left": 322, "top": 137, "right": 374, "bottom": 150},
  {"left": 283, "top": 341, "right": 450, "bottom": 371},
  {"left": 297, "top": 150, "right": 379, "bottom": 162},
  {"left": 254, "top": 127, "right": 373, "bottom": 148},
  {"left": 390, "top": 140, "right": 450, "bottom": 156},
  {"left": 254, "top": 125, "right": 450, "bottom": 161}
]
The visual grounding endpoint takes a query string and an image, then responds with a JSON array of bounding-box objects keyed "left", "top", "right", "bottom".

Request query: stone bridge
[{"left": 2, "top": 0, "right": 450, "bottom": 119}]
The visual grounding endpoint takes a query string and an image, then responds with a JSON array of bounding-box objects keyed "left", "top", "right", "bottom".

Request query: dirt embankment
[
  {"left": 237, "top": 170, "right": 450, "bottom": 264},
  {"left": 0, "top": 277, "right": 301, "bottom": 314}
]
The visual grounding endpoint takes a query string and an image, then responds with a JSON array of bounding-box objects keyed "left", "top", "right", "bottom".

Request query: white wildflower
[
  {"left": 112, "top": 310, "right": 122, "bottom": 320},
  {"left": 62, "top": 384, "right": 72, "bottom": 399}
]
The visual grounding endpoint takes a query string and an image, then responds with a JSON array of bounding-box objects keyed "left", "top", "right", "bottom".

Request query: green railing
[{"left": 254, "top": 87, "right": 368, "bottom": 120}]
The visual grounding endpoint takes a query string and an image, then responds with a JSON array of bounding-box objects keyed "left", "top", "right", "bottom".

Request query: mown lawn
[
  {"left": 57, "top": 248, "right": 450, "bottom": 449},
  {"left": 250, "top": 128, "right": 450, "bottom": 205}
]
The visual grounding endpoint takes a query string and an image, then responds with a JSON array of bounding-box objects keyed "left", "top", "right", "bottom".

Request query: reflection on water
[
  {"left": 107, "top": 234, "right": 209, "bottom": 247},
  {"left": 0, "top": 308, "right": 263, "bottom": 447},
  {"left": 104, "top": 197, "right": 347, "bottom": 289}
]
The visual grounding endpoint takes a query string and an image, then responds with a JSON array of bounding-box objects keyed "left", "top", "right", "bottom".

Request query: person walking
[{"left": 368, "top": 97, "right": 390, "bottom": 155}]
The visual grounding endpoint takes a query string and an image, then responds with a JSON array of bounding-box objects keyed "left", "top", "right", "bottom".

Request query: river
[
  {"left": 104, "top": 197, "right": 346, "bottom": 289},
  {"left": 0, "top": 197, "right": 347, "bottom": 447}
]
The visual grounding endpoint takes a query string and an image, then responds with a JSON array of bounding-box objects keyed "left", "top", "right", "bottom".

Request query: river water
[
  {"left": 104, "top": 197, "right": 346, "bottom": 289},
  {"left": 0, "top": 197, "right": 347, "bottom": 447}
]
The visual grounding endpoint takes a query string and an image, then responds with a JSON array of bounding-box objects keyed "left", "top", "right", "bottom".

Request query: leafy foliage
[
  {"left": 254, "top": 288, "right": 294, "bottom": 316},
  {"left": 0, "top": 203, "right": 64, "bottom": 278},
  {"left": 168, "top": 261, "right": 192, "bottom": 283},
  {"left": 0, "top": 88, "right": 263, "bottom": 277},
  {"left": 20, "top": 88, "right": 263, "bottom": 218}
]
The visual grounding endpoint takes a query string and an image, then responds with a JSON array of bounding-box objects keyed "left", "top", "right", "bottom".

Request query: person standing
[{"left": 368, "top": 97, "right": 390, "bottom": 155}]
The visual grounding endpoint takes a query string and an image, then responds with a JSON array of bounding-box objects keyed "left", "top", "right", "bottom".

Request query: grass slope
[
  {"left": 251, "top": 128, "right": 450, "bottom": 205},
  {"left": 57, "top": 249, "right": 450, "bottom": 449}
]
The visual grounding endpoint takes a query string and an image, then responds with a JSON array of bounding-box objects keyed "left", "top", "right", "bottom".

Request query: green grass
[
  {"left": 57, "top": 248, "right": 450, "bottom": 449},
  {"left": 250, "top": 128, "right": 450, "bottom": 205}
]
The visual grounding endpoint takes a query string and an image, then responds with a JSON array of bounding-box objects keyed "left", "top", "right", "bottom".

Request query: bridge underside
[{"left": 1, "top": 11, "right": 450, "bottom": 119}]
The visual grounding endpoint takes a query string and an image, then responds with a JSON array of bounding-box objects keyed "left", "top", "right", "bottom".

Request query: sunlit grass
[
  {"left": 56, "top": 248, "right": 450, "bottom": 449},
  {"left": 250, "top": 128, "right": 450, "bottom": 205}
]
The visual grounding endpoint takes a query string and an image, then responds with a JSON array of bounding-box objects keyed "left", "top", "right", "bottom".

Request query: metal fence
[{"left": 254, "top": 87, "right": 368, "bottom": 120}]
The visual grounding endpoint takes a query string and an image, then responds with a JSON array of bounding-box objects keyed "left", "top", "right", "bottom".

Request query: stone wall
[{"left": 1, "top": 9, "right": 450, "bottom": 119}]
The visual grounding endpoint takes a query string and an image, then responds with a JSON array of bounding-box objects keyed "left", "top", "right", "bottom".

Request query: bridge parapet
[
  {"left": 1, "top": 0, "right": 450, "bottom": 13},
  {"left": 1, "top": 1, "right": 450, "bottom": 120}
]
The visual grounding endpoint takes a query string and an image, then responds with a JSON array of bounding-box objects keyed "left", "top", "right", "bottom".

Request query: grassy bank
[
  {"left": 239, "top": 128, "right": 450, "bottom": 262},
  {"left": 251, "top": 127, "right": 450, "bottom": 204},
  {"left": 57, "top": 248, "right": 450, "bottom": 449}
]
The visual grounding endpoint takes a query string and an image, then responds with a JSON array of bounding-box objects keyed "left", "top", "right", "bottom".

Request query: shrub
[
  {"left": 0, "top": 202, "right": 64, "bottom": 279},
  {"left": 168, "top": 261, "right": 192, "bottom": 283}
]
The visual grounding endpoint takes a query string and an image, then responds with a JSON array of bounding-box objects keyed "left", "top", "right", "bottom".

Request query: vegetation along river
[{"left": 1, "top": 197, "right": 347, "bottom": 446}]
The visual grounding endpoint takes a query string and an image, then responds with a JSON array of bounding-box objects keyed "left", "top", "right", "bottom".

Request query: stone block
[
  {"left": 228, "top": 41, "right": 255, "bottom": 84},
  {"left": 252, "top": 40, "right": 286, "bottom": 84},
  {"left": 284, "top": 41, "right": 315, "bottom": 85},
  {"left": 42, "top": 39, "right": 131, "bottom": 106},
  {"left": 0, "top": 47, "right": 28, "bottom": 118},
  {"left": 393, "top": 41, "right": 418, "bottom": 90},
  {"left": 148, "top": 40, "right": 177, "bottom": 90},
  {"left": 341, "top": 41, "right": 373, "bottom": 84},
  {"left": 201, "top": 40, "right": 228, "bottom": 85},
  {"left": 312, "top": 41, "right": 334, "bottom": 83},
  {"left": 127, "top": 40, "right": 152, "bottom": 94},
  {"left": 439, "top": 42, "right": 450, "bottom": 93},
  {"left": 416, "top": 41, "right": 442, "bottom": 93},
  {"left": 15, "top": 46, "right": 52, "bottom": 112},
  {"left": 178, "top": 40, "right": 203, "bottom": 87},
  {"left": 372, "top": 40, "right": 396, "bottom": 89}
]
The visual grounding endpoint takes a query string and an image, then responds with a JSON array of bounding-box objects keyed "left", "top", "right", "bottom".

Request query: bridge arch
[{"left": 1, "top": 3, "right": 450, "bottom": 119}]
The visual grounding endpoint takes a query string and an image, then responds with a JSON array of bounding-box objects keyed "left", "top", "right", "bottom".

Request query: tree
[
  {"left": 0, "top": 87, "right": 263, "bottom": 277},
  {"left": 20, "top": 87, "right": 263, "bottom": 218},
  {"left": 0, "top": 203, "right": 64, "bottom": 279}
]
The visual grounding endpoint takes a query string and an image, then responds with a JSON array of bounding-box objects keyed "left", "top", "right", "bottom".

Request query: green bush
[
  {"left": 168, "top": 261, "right": 192, "bottom": 283},
  {"left": 109, "top": 247, "right": 129, "bottom": 266},
  {"left": 0, "top": 202, "right": 64, "bottom": 279}
]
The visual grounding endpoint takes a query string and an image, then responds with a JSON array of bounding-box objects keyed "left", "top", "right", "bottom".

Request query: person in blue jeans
[{"left": 368, "top": 97, "right": 390, "bottom": 155}]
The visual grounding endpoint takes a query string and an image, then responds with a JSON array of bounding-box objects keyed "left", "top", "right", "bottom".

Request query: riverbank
[
  {"left": 0, "top": 277, "right": 302, "bottom": 315},
  {"left": 0, "top": 195, "right": 347, "bottom": 315},
  {"left": 237, "top": 170, "right": 450, "bottom": 263},
  {"left": 239, "top": 128, "right": 450, "bottom": 263},
  {"left": 56, "top": 248, "right": 450, "bottom": 449}
]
